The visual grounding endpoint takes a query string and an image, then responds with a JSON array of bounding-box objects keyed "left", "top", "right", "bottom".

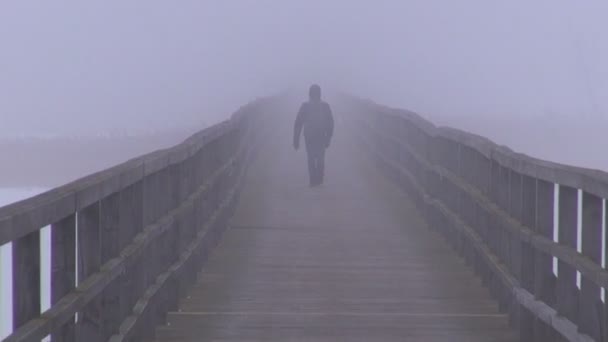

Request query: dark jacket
[{"left": 293, "top": 100, "right": 334, "bottom": 150}]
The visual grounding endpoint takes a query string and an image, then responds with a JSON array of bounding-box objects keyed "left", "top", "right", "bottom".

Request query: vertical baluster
[
  {"left": 100, "top": 192, "right": 121, "bottom": 340},
  {"left": 481, "top": 155, "right": 491, "bottom": 196},
  {"left": 556, "top": 186, "right": 579, "bottom": 324},
  {"left": 12, "top": 229, "right": 41, "bottom": 330},
  {"left": 51, "top": 214, "right": 76, "bottom": 341},
  {"left": 519, "top": 176, "right": 537, "bottom": 340},
  {"left": 490, "top": 160, "right": 500, "bottom": 204},
  {"left": 119, "top": 181, "right": 143, "bottom": 322},
  {"left": 520, "top": 176, "right": 537, "bottom": 290},
  {"left": 509, "top": 171, "right": 523, "bottom": 284},
  {"left": 140, "top": 170, "right": 156, "bottom": 320},
  {"left": 534, "top": 179, "right": 557, "bottom": 339},
  {"left": 580, "top": 192, "right": 602, "bottom": 340},
  {"left": 76, "top": 202, "right": 102, "bottom": 341},
  {"left": 144, "top": 170, "right": 158, "bottom": 226},
  {"left": 498, "top": 166, "right": 511, "bottom": 267},
  {"left": 499, "top": 166, "right": 511, "bottom": 212},
  {"left": 506, "top": 170, "right": 523, "bottom": 330}
]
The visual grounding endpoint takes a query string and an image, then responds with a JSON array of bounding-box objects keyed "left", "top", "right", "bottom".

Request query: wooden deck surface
[{"left": 153, "top": 106, "right": 518, "bottom": 341}]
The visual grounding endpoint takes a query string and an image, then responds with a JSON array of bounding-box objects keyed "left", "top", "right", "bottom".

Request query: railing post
[
  {"left": 12, "top": 229, "right": 41, "bottom": 330},
  {"left": 497, "top": 166, "right": 511, "bottom": 269},
  {"left": 142, "top": 169, "right": 162, "bottom": 306},
  {"left": 534, "top": 179, "right": 557, "bottom": 339},
  {"left": 580, "top": 192, "right": 602, "bottom": 340},
  {"left": 121, "top": 180, "right": 144, "bottom": 321},
  {"left": 490, "top": 160, "right": 500, "bottom": 204},
  {"left": 509, "top": 171, "right": 523, "bottom": 287},
  {"left": 51, "top": 214, "right": 77, "bottom": 342},
  {"left": 556, "top": 185, "right": 579, "bottom": 324},
  {"left": 519, "top": 175, "right": 537, "bottom": 340},
  {"left": 100, "top": 192, "right": 121, "bottom": 340},
  {"left": 347, "top": 98, "right": 608, "bottom": 341},
  {"left": 77, "top": 202, "right": 102, "bottom": 341},
  {"left": 519, "top": 176, "right": 537, "bottom": 294},
  {"left": 0, "top": 98, "right": 272, "bottom": 341}
]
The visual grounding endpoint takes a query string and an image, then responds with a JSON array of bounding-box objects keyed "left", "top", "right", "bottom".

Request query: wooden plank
[
  {"left": 51, "top": 214, "right": 77, "bottom": 342},
  {"left": 0, "top": 190, "right": 75, "bottom": 246},
  {"left": 508, "top": 171, "right": 523, "bottom": 282},
  {"left": 579, "top": 192, "right": 603, "bottom": 340},
  {"left": 151, "top": 110, "right": 518, "bottom": 342},
  {"left": 351, "top": 87, "right": 608, "bottom": 202},
  {"left": 119, "top": 181, "right": 143, "bottom": 320},
  {"left": 362, "top": 111, "right": 595, "bottom": 340},
  {"left": 100, "top": 192, "right": 122, "bottom": 340},
  {"left": 519, "top": 176, "right": 536, "bottom": 340},
  {"left": 77, "top": 203, "right": 102, "bottom": 342},
  {"left": 0, "top": 101, "right": 266, "bottom": 342},
  {"left": 556, "top": 185, "right": 579, "bottom": 324},
  {"left": 108, "top": 140, "right": 250, "bottom": 342},
  {"left": 374, "top": 123, "right": 608, "bottom": 290},
  {"left": 534, "top": 180, "right": 558, "bottom": 339},
  {"left": 520, "top": 175, "right": 536, "bottom": 292},
  {"left": 12, "top": 230, "right": 41, "bottom": 330}
]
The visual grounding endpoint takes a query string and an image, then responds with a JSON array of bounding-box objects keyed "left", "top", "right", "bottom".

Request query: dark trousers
[{"left": 306, "top": 146, "right": 326, "bottom": 186}]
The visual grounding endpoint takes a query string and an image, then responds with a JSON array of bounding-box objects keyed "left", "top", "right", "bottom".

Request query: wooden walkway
[{"left": 153, "top": 107, "right": 518, "bottom": 341}]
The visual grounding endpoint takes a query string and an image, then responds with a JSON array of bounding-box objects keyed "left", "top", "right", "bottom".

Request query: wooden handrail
[
  {"left": 1, "top": 96, "right": 275, "bottom": 342},
  {"left": 346, "top": 95, "right": 603, "bottom": 341}
]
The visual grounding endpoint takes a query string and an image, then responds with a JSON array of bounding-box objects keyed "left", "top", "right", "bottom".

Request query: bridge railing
[
  {"left": 349, "top": 96, "right": 607, "bottom": 342},
  {"left": 0, "top": 97, "right": 274, "bottom": 342}
]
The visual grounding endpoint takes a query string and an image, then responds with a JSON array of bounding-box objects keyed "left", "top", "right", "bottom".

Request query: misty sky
[{"left": 1, "top": 1, "right": 607, "bottom": 138}]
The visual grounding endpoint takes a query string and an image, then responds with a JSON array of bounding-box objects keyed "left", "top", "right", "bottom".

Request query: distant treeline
[{"left": 0, "top": 128, "right": 199, "bottom": 188}]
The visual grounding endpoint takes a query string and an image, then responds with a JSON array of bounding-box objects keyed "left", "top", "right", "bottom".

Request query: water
[{"left": 0, "top": 188, "right": 48, "bottom": 340}]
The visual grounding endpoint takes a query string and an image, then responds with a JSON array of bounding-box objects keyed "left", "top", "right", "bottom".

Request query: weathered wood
[
  {"left": 347, "top": 96, "right": 599, "bottom": 341},
  {"left": 371, "top": 142, "right": 593, "bottom": 342},
  {"left": 3, "top": 159, "right": 242, "bottom": 342},
  {"left": 346, "top": 95, "right": 608, "bottom": 200},
  {"left": 9, "top": 94, "right": 608, "bottom": 342},
  {"left": 508, "top": 171, "right": 523, "bottom": 283},
  {"left": 519, "top": 176, "right": 537, "bottom": 341},
  {"left": 152, "top": 112, "right": 518, "bottom": 342},
  {"left": 556, "top": 185, "right": 579, "bottom": 323},
  {"left": 100, "top": 192, "right": 122, "bottom": 340},
  {"left": 109, "top": 144, "right": 252, "bottom": 342},
  {"left": 0, "top": 190, "right": 75, "bottom": 246},
  {"left": 51, "top": 214, "right": 77, "bottom": 342},
  {"left": 119, "top": 181, "right": 143, "bottom": 320},
  {"left": 579, "top": 192, "right": 603, "bottom": 340},
  {"left": 491, "top": 160, "right": 501, "bottom": 206},
  {"left": 1, "top": 97, "right": 267, "bottom": 342},
  {"left": 77, "top": 203, "right": 103, "bottom": 341},
  {"left": 367, "top": 114, "right": 608, "bottom": 290},
  {"left": 12, "top": 230, "right": 41, "bottom": 330},
  {"left": 520, "top": 175, "right": 536, "bottom": 292},
  {"left": 499, "top": 165, "right": 511, "bottom": 214},
  {"left": 142, "top": 171, "right": 159, "bottom": 227}
]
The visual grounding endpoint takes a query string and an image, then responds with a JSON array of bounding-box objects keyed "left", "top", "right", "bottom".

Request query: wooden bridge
[{"left": 2, "top": 94, "right": 608, "bottom": 341}]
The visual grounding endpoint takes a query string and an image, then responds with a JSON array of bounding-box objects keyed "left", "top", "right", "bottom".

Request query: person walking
[{"left": 293, "top": 84, "right": 334, "bottom": 187}]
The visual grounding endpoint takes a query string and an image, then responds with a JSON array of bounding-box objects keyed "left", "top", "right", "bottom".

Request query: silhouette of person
[{"left": 293, "top": 84, "right": 334, "bottom": 187}]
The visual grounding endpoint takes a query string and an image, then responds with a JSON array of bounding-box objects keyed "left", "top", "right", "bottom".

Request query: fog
[
  {"left": 2, "top": 3, "right": 608, "bottom": 339},
  {"left": 1, "top": 0, "right": 607, "bottom": 167}
]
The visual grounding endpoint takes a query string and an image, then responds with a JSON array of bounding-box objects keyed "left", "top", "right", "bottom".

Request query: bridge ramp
[{"left": 153, "top": 106, "right": 518, "bottom": 341}]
